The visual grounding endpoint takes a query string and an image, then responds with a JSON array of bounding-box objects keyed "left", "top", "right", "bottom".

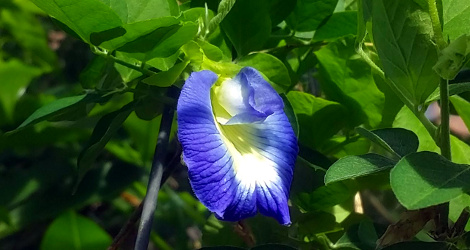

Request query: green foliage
[
  {"left": 40, "top": 211, "right": 112, "bottom": 250},
  {"left": 372, "top": 0, "right": 439, "bottom": 105},
  {"left": 2, "top": 0, "right": 470, "bottom": 249},
  {"left": 391, "top": 151, "right": 470, "bottom": 209}
]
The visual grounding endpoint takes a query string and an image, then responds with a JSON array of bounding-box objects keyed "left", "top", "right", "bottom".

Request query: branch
[{"left": 134, "top": 89, "right": 178, "bottom": 250}]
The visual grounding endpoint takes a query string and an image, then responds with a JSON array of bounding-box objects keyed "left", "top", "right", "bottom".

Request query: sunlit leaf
[{"left": 372, "top": 0, "right": 439, "bottom": 104}]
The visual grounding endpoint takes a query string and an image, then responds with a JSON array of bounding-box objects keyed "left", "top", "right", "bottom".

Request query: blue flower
[{"left": 177, "top": 67, "right": 298, "bottom": 225}]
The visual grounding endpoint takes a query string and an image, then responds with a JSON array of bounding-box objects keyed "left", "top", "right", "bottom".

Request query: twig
[
  {"left": 134, "top": 100, "right": 176, "bottom": 250},
  {"left": 108, "top": 141, "right": 182, "bottom": 250}
]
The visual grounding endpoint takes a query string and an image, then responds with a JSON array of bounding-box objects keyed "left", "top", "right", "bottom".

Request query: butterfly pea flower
[{"left": 177, "top": 67, "right": 298, "bottom": 225}]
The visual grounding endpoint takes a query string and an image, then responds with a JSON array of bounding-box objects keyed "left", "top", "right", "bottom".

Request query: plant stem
[
  {"left": 427, "top": 0, "right": 447, "bottom": 51},
  {"left": 439, "top": 78, "right": 451, "bottom": 160},
  {"left": 134, "top": 99, "right": 176, "bottom": 250},
  {"left": 427, "top": 0, "right": 451, "bottom": 234}
]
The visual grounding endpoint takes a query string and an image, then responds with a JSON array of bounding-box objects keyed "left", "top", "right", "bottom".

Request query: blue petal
[{"left": 177, "top": 68, "right": 298, "bottom": 225}]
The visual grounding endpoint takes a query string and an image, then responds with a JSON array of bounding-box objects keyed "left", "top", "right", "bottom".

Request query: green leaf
[
  {"left": 133, "top": 83, "right": 166, "bottom": 121},
  {"left": 393, "top": 105, "right": 470, "bottom": 164},
  {"left": 113, "top": 52, "right": 143, "bottom": 83},
  {"left": 77, "top": 102, "right": 134, "bottom": 181},
  {"left": 0, "top": 59, "right": 43, "bottom": 124},
  {"left": 268, "top": 0, "right": 297, "bottom": 26},
  {"left": 142, "top": 60, "right": 189, "bottom": 87},
  {"left": 286, "top": 91, "right": 347, "bottom": 149},
  {"left": 40, "top": 211, "right": 112, "bottom": 250},
  {"left": 355, "top": 127, "right": 419, "bottom": 157},
  {"left": 30, "top": 0, "right": 123, "bottom": 44},
  {"left": 286, "top": 0, "right": 338, "bottom": 32},
  {"left": 294, "top": 212, "right": 343, "bottom": 237},
  {"left": 390, "top": 151, "right": 470, "bottom": 210},
  {"left": 313, "top": 11, "right": 358, "bottom": 42},
  {"left": 449, "top": 194, "right": 470, "bottom": 231},
  {"left": 443, "top": 0, "right": 470, "bottom": 41},
  {"left": 207, "top": 0, "right": 236, "bottom": 36},
  {"left": 237, "top": 53, "right": 291, "bottom": 92},
  {"left": 14, "top": 94, "right": 91, "bottom": 130},
  {"left": 325, "top": 154, "right": 396, "bottom": 185},
  {"left": 315, "top": 38, "right": 384, "bottom": 128},
  {"left": 334, "top": 221, "right": 378, "bottom": 250},
  {"left": 372, "top": 0, "right": 439, "bottom": 104},
  {"left": 426, "top": 82, "right": 470, "bottom": 103},
  {"left": 117, "top": 22, "right": 198, "bottom": 61},
  {"left": 220, "top": 0, "right": 271, "bottom": 56},
  {"left": 97, "top": 17, "right": 180, "bottom": 50},
  {"left": 147, "top": 52, "right": 180, "bottom": 71},
  {"left": 293, "top": 182, "right": 353, "bottom": 212},
  {"left": 104, "top": 0, "right": 179, "bottom": 23},
  {"left": 450, "top": 95, "right": 470, "bottom": 132}
]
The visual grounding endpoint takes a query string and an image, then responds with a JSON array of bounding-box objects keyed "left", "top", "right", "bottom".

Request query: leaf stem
[
  {"left": 427, "top": 0, "right": 447, "bottom": 50},
  {"left": 92, "top": 46, "right": 156, "bottom": 76},
  {"left": 134, "top": 94, "right": 176, "bottom": 250}
]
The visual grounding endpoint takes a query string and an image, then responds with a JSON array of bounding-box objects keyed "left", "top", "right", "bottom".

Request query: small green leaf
[
  {"left": 15, "top": 94, "right": 89, "bottom": 130},
  {"left": 142, "top": 60, "right": 189, "bottom": 87},
  {"left": 425, "top": 82, "right": 470, "bottom": 103},
  {"left": 433, "top": 35, "right": 470, "bottom": 80},
  {"left": 391, "top": 151, "right": 470, "bottom": 210},
  {"left": 286, "top": 0, "right": 338, "bottom": 32},
  {"left": 207, "top": 0, "right": 236, "bottom": 36},
  {"left": 294, "top": 212, "right": 343, "bottom": 237},
  {"left": 356, "top": 127, "right": 419, "bottom": 157},
  {"left": 293, "top": 182, "right": 353, "bottom": 212},
  {"left": 40, "top": 211, "right": 112, "bottom": 250},
  {"left": 334, "top": 221, "right": 378, "bottom": 250},
  {"left": 237, "top": 53, "right": 291, "bottom": 92},
  {"left": 325, "top": 154, "right": 396, "bottom": 185},
  {"left": 450, "top": 95, "right": 470, "bottom": 132},
  {"left": 313, "top": 11, "right": 358, "bottom": 42},
  {"left": 220, "top": 0, "right": 271, "bottom": 56},
  {"left": 77, "top": 103, "right": 134, "bottom": 181}
]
